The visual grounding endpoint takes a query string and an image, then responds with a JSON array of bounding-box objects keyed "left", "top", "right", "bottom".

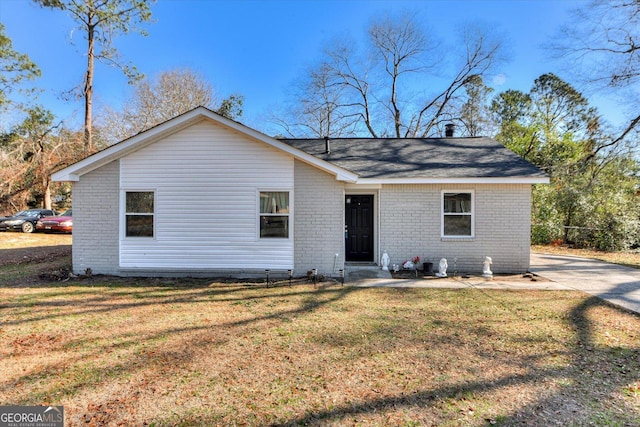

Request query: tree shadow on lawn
[
  {"left": 0, "top": 284, "right": 361, "bottom": 401},
  {"left": 2, "top": 277, "right": 639, "bottom": 425},
  {"left": 493, "top": 293, "right": 640, "bottom": 424},
  {"left": 0, "top": 276, "right": 345, "bottom": 327},
  {"left": 269, "top": 292, "right": 640, "bottom": 426}
]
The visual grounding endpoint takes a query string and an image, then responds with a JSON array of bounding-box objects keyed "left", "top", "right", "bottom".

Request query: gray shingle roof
[{"left": 280, "top": 137, "right": 547, "bottom": 179}]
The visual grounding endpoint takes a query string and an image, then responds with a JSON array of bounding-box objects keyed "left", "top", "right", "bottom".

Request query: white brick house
[{"left": 52, "top": 107, "right": 548, "bottom": 278}]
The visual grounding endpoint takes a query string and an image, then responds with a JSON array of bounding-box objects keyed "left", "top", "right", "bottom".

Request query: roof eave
[{"left": 355, "top": 176, "right": 550, "bottom": 185}]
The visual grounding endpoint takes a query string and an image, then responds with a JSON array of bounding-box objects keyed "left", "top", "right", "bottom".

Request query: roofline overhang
[
  {"left": 51, "top": 107, "right": 358, "bottom": 183},
  {"left": 354, "top": 177, "right": 550, "bottom": 185}
]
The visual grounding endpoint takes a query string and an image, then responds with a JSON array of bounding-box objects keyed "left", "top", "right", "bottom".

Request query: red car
[{"left": 36, "top": 209, "right": 73, "bottom": 233}]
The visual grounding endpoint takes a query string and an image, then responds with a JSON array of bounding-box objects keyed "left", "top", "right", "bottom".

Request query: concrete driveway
[
  {"left": 530, "top": 252, "right": 640, "bottom": 314},
  {"left": 350, "top": 253, "right": 640, "bottom": 315}
]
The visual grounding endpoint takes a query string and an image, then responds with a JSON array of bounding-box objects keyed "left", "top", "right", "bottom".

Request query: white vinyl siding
[{"left": 119, "top": 120, "right": 294, "bottom": 270}]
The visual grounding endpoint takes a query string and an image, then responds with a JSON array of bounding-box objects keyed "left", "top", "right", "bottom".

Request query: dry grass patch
[
  {"left": 0, "top": 232, "right": 72, "bottom": 250},
  {"left": 1, "top": 273, "right": 639, "bottom": 426},
  {"left": 2, "top": 238, "right": 639, "bottom": 425}
]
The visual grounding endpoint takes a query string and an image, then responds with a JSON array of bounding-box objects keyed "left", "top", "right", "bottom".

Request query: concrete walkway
[
  {"left": 349, "top": 252, "right": 640, "bottom": 314},
  {"left": 529, "top": 252, "right": 640, "bottom": 314}
]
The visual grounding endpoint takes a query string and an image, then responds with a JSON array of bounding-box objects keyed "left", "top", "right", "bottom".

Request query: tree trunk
[
  {"left": 42, "top": 178, "right": 52, "bottom": 210},
  {"left": 392, "top": 64, "right": 401, "bottom": 138},
  {"left": 84, "top": 18, "right": 95, "bottom": 154},
  {"left": 563, "top": 208, "right": 574, "bottom": 244}
]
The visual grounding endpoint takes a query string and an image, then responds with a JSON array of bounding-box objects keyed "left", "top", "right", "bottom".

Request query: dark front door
[{"left": 345, "top": 195, "right": 374, "bottom": 262}]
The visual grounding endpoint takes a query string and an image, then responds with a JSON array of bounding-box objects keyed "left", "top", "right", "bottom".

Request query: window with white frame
[
  {"left": 125, "top": 191, "right": 154, "bottom": 237},
  {"left": 442, "top": 191, "right": 474, "bottom": 237},
  {"left": 259, "top": 191, "right": 290, "bottom": 238}
]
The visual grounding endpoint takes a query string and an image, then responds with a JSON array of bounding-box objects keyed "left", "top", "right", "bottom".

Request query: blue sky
[{"left": 2, "top": 0, "right": 605, "bottom": 134}]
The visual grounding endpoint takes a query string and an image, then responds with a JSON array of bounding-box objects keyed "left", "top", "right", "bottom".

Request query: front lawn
[{"left": 1, "top": 263, "right": 639, "bottom": 425}]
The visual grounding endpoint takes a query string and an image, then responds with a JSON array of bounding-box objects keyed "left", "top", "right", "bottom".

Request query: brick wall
[
  {"left": 69, "top": 159, "right": 531, "bottom": 277},
  {"left": 72, "top": 160, "right": 120, "bottom": 275},
  {"left": 379, "top": 183, "right": 531, "bottom": 274},
  {"left": 293, "top": 160, "right": 345, "bottom": 276}
]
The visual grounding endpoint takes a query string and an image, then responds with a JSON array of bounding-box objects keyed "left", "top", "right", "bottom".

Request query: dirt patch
[
  {"left": 0, "top": 233, "right": 72, "bottom": 266},
  {"left": 0, "top": 244, "right": 71, "bottom": 267},
  {"left": 11, "top": 333, "right": 63, "bottom": 355}
]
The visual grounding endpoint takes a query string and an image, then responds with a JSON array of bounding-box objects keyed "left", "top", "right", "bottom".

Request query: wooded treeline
[{"left": 1, "top": 0, "right": 638, "bottom": 250}]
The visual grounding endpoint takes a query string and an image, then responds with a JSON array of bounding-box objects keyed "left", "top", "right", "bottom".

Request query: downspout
[
  {"left": 342, "top": 187, "right": 346, "bottom": 270},
  {"left": 377, "top": 189, "right": 381, "bottom": 266}
]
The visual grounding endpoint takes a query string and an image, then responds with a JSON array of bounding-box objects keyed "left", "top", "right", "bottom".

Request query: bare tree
[
  {"left": 324, "top": 39, "right": 379, "bottom": 137},
  {"left": 273, "top": 62, "right": 360, "bottom": 138},
  {"left": 553, "top": 0, "right": 640, "bottom": 150},
  {"left": 368, "top": 12, "right": 437, "bottom": 137},
  {"left": 35, "top": 0, "right": 154, "bottom": 153},
  {"left": 277, "top": 12, "right": 505, "bottom": 138},
  {"left": 100, "top": 68, "right": 243, "bottom": 143},
  {"left": 407, "top": 24, "right": 504, "bottom": 138}
]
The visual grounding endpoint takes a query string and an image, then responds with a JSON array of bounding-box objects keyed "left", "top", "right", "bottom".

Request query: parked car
[
  {"left": 36, "top": 209, "right": 72, "bottom": 233},
  {"left": 0, "top": 209, "right": 58, "bottom": 233}
]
